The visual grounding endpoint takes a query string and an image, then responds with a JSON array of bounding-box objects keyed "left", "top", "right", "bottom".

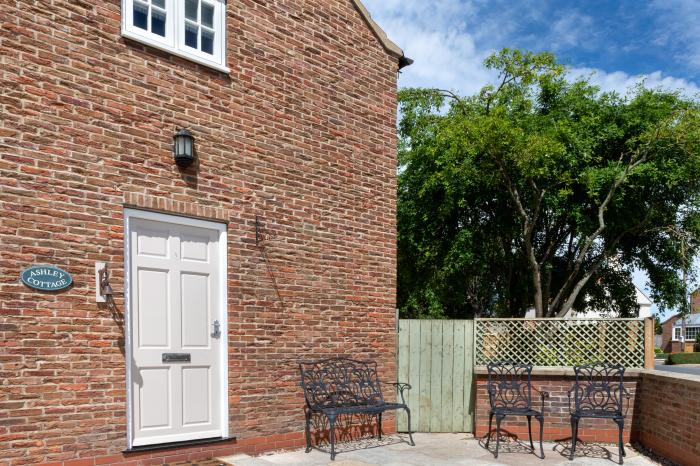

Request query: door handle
[{"left": 211, "top": 320, "right": 221, "bottom": 338}]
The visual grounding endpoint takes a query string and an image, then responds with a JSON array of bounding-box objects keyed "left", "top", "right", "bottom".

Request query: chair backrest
[
  {"left": 486, "top": 360, "right": 533, "bottom": 411},
  {"left": 572, "top": 362, "right": 625, "bottom": 415},
  {"left": 299, "top": 357, "right": 384, "bottom": 410}
]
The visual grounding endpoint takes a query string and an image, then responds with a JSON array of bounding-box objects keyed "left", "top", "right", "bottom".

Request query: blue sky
[
  {"left": 364, "top": 0, "right": 700, "bottom": 96},
  {"left": 363, "top": 0, "right": 700, "bottom": 316}
]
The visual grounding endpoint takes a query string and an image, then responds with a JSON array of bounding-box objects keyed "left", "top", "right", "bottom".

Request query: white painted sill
[{"left": 121, "top": 29, "right": 231, "bottom": 74}]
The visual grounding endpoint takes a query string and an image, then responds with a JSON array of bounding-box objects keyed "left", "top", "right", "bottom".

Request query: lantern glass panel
[
  {"left": 176, "top": 136, "right": 183, "bottom": 156},
  {"left": 184, "top": 136, "right": 192, "bottom": 156}
]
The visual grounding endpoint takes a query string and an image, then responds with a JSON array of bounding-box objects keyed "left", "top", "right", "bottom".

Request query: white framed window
[
  {"left": 673, "top": 326, "right": 700, "bottom": 341},
  {"left": 122, "top": 0, "right": 228, "bottom": 72}
]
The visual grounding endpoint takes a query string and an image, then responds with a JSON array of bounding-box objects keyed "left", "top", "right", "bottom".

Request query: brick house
[
  {"left": 660, "top": 287, "right": 700, "bottom": 353},
  {"left": 0, "top": 1, "right": 409, "bottom": 464}
]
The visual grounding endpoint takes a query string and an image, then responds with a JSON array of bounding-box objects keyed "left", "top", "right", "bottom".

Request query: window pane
[
  {"left": 201, "top": 3, "right": 214, "bottom": 28},
  {"left": 152, "top": 0, "right": 165, "bottom": 7},
  {"left": 133, "top": 1, "right": 149, "bottom": 30},
  {"left": 201, "top": 29, "right": 214, "bottom": 54},
  {"left": 151, "top": 8, "right": 166, "bottom": 36},
  {"left": 185, "top": 22, "right": 198, "bottom": 49},
  {"left": 185, "top": 0, "right": 198, "bottom": 21}
]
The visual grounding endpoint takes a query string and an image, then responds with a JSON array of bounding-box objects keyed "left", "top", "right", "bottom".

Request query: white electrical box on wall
[{"left": 95, "top": 262, "right": 106, "bottom": 303}]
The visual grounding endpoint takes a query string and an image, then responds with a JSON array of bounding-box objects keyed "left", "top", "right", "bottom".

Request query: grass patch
[{"left": 666, "top": 352, "right": 700, "bottom": 365}]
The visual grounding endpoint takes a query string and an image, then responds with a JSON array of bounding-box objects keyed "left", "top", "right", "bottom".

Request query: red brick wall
[
  {"left": 636, "top": 372, "right": 700, "bottom": 466},
  {"left": 661, "top": 315, "right": 679, "bottom": 353},
  {"left": 0, "top": 1, "right": 399, "bottom": 464},
  {"left": 691, "top": 289, "right": 700, "bottom": 313},
  {"left": 475, "top": 372, "right": 640, "bottom": 444}
]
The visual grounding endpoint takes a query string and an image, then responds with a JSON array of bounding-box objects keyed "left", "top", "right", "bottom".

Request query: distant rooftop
[{"left": 672, "top": 313, "right": 700, "bottom": 327}]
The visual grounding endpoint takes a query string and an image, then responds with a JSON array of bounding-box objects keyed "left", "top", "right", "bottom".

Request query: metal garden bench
[
  {"left": 485, "top": 360, "right": 548, "bottom": 459},
  {"left": 299, "top": 357, "right": 415, "bottom": 460},
  {"left": 569, "top": 362, "right": 631, "bottom": 464}
]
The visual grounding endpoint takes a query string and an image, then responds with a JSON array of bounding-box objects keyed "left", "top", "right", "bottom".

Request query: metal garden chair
[
  {"left": 568, "top": 362, "right": 631, "bottom": 464},
  {"left": 485, "top": 361, "right": 548, "bottom": 459}
]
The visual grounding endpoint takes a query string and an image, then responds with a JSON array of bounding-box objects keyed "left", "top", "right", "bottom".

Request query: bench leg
[
  {"left": 485, "top": 412, "right": 494, "bottom": 449},
  {"left": 570, "top": 417, "right": 579, "bottom": 460},
  {"left": 536, "top": 414, "right": 545, "bottom": 459},
  {"left": 304, "top": 410, "right": 312, "bottom": 453},
  {"left": 328, "top": 414, "right": 337, "bottom": 461},
  {"left": 494, "top": 414, "right": 505, "bottom": 459},
  {"left": 527, "top": 415, "right": 534, "bottom": 452},
  {"left": 404, "top": 406, "right": 415, "bottom": 446},
  {"left": 615, "top": 418, "right": 625, "bottom": 465},
  {"left": 377, "top": 413, "right": 382, "bottom": 440}
]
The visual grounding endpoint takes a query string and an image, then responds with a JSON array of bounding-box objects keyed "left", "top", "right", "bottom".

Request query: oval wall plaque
[{"left": 21, "top": 265, "right": 73, "bottom": 291}]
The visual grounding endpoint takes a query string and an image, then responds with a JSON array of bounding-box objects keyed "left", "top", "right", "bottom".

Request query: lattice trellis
[{"left": 475, "top": 319, "right": 646, "bottom": 368}]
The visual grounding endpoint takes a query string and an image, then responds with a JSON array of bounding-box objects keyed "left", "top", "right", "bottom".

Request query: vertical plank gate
[{"left": 396, "top": 319, "right": 474, "bottom": 433}]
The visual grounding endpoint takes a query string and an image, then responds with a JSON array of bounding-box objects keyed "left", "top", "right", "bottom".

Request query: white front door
[{"left": 126, "top": 209, "right": 227, "bottom": 447}]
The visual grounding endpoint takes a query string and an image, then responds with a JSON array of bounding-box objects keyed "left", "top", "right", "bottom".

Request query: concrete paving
[
  {"left": 654, "top": 361, "right": 700, "bottom": 376},
  {"left": 218, "top": 433, "right": 657, "bottom": 466}
]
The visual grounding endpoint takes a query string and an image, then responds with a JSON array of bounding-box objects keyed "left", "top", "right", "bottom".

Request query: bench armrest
[
  {"left": 387, "top": 382, "right": 411, "bottom": 405},
  {"left": 622, "top": 386, "right": 632, "bottom": 417},
  {"left": 532, "top": 386, "right": 549, "bottom": 412},
  {"left": 567, "top": 385, "right": 576, "bottom": 415}
]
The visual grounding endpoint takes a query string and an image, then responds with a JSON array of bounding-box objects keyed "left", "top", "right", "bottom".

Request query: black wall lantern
[{"left": 173, "top": 128, "right": 195, "bottom": 167}]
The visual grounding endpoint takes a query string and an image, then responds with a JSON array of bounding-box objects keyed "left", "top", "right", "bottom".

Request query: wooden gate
[{"left": 396, "top": 319, "right": 474, "bottom": 433}]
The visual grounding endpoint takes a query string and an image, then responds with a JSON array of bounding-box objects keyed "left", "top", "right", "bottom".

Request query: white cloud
[
  {"left": 650, "top": 0, "right": 700, "bottom": 71},
  {"left": 570, "top": 68, "right": 700, "bottom": 97},
  {"left": 361, "top": 0, "right": 700, "bottom": 98},
  {"left": 363, "top": 0, "right": 493, "bottom": 94},
  {"left": 550, "top": 10, "right": 596, "bottom": 51}
]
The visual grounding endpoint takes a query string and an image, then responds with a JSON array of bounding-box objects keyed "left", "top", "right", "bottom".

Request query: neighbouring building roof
[
  {"left": 636, "top": 287, "right": 652, "bottom": 306},
  {"left": 661, "top": 313, "right": 679, "bottom": 325},
  {"left": 352, "top": 0, "right": 413, "bottom": 67},
  {"left": 673, "top": 314, "right": 700, "bottom": 327}
]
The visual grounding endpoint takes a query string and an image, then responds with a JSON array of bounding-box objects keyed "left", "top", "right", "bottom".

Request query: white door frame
[{"left": 123, "top": 208, "right": 228, "bottom": 448}]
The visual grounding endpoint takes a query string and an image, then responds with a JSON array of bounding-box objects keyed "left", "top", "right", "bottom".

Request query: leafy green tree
[{"left": 398, "top": 49, "right": 700, "bottom": 318}]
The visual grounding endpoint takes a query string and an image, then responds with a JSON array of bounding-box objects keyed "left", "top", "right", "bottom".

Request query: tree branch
[
  {"left": 486, "top": 73, "right": 516, "bottom": 113},
  {"left": 548, "top": 136, "right": 658, "bottom": 315}
]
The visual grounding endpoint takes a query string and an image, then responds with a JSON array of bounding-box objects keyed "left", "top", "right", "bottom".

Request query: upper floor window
[{"left": 122, "top": 0, "right": 228, "bottom": 72}]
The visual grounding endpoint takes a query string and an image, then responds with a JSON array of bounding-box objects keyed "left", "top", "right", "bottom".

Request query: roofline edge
[{"left": 351, "top": 0, "right": 412, "bottom": 66}]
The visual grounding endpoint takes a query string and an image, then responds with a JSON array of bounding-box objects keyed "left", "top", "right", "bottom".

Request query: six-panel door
[{"left": 129, "top": 215, "right": 224, "bottom": 446}]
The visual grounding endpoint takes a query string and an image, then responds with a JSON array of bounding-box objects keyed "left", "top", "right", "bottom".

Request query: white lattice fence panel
[{"left": 475, "top": 319, "right": 645, "bottom": 367}]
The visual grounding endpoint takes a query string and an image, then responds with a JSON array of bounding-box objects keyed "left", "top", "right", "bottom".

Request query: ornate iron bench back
[
  {"left": 299, "top": 357, "right": 384, "bottom": 410},
  {"left": 486, "top": 361, "right": 534, "bottom": 410},
  {"left": 572, "top": 362, "right": 625, "bottom": 415}
]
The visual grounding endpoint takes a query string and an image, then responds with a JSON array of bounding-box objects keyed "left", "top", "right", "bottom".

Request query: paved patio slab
[{"left": 218, "top": 433, "right": 657, "bottom": 466}]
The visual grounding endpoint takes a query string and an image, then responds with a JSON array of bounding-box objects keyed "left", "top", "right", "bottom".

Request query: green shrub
[
  {"left": 666, "top": 352, "right": 700, "bottom": 365},
  {"left": 654, "top": 347, "right": 663, "bottom": 354}
]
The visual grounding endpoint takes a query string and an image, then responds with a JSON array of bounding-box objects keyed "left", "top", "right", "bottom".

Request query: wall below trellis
[{"left": 474, "top": 367, "right": 642, "bottom": 445}]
